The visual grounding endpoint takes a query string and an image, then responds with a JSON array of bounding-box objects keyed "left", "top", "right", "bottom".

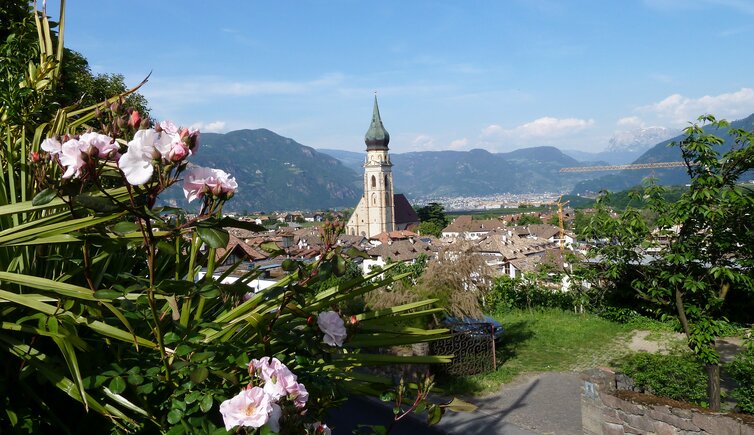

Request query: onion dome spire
[{"left": 364, "top": 95, "right": 390, "bottom": 150}]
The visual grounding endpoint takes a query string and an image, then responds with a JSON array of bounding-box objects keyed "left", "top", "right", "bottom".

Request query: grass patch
[{"left": 438, "top": 308, "right": 634, "bottom": 395}]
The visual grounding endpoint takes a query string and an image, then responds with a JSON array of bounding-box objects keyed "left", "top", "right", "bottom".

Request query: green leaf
[
  {"left": 167, "top": 409, "right": 183, "bottom": 425},
  {"left": 52, "top": 335, "right": 88, "bottom": 411},
  {"left": 427, "top": 404, "right": 443, "bottom": 425},
  {"left": 174, "top": 344, "right": 193, "bottom": 356},
  {"left": 163, "top": 332, "right": 181, "bottom": 344},
  {"left": 94, "top": 289, "right": 122, "bottom": 300},
  {"left": 74, "top": 194, "right": 120, "bottom": 212},
  {"left": 190, "top": 367, "right": 209, "bottom": 384},
  {"left": 380, "top": 391, "right": 396, "bottom": 402},
  {"left": 199, "top": 395, "right": 213, "bottom": 413},
  {"left": 185, "top": 391, "right": 202, "bottom": 404},
  {"left": 197, "top": 227, "right": 229, "bottom": 249},
  {"left": 32, "top": 187, "right": 57, "bottom": 206},
  {"left": 127, "top": 372, "right": 144, "bottom": 386},
  {"left": 109, "top": 376, "right": 126, "bottom": 394},
  {"left": 440, "top": 398, "right": 477, "bottom": 413},
  {"left": 112, "top": 221, "right": 139, "bottom": 235}
]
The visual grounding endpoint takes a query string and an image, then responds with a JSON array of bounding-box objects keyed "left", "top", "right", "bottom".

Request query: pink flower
[
  {"left": 249, "top": 357, "right": 299, "bottom": 401},
  {"left": 290, "top": 382, "right": 309, "bottom": 408},
  {"left": 181, "top": 127, "right": 200, "bottom": 153},
  {"left": 318, "top": 311, "right": 347, "bottom": 347},
  {"left": 219, "top": 386, "right": 273, "bottom": 431},
  {"left": 59, "top": 138, "right": 87, "bottom": 179},
  {"left": 182, "top": 165, "right": 237, "bottom": 202},
  {"left": 80, "top": 132, "right": 119, "bottom": 159}
]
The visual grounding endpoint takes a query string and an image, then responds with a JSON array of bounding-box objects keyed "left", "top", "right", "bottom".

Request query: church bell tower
[{"left": 346, "top": 96, "right": 396, "bottom": 237}]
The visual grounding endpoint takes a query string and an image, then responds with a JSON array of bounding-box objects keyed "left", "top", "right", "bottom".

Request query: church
[{"left": 345, "top": 97, "right": 419, "bottom": 238}]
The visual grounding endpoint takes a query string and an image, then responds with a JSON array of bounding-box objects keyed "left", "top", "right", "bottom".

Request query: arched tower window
[
  {"left": 384, "top": 175, "right": 389, "bottom": 191},
  {"left": 371, "top": 175, "right": 376, "bottom": 188}
]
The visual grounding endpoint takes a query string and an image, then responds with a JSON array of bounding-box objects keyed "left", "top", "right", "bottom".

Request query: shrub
[
  {"left": 489, "top": 276, "right": 581, "bottom": 313},
  {"left": 727, "top": 347, "right": 754, "bottom": 414},
  {"left": 618, "top": 352, "right": 708, "bottom": 406}
]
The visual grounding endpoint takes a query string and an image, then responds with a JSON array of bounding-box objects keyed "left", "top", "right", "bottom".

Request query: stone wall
[{"left": 582, "top": 368, "right": 754, "bottom": 435}]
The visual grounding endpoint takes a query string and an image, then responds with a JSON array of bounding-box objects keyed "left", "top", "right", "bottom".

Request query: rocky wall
[{"left": 581, "top": 368, "right": 754, "bottom": 435}]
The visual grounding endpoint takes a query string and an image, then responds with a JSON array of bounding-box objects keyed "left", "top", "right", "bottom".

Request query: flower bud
[
  {"left": 307, "top": 315, "right": 315, "bottom": 326},
  {"left": 110, "top": 100, "right": 121, "bottom": 113},
  {"left": 168, "top": 143, "right": 189, "bottom": 162},
  {"left": 349, "top": 315, "right": 358, "bottom": 326},
  {"left": 140, "top": 118, "right": 150, "bottom": 129},
  {"left": 117, "top": 117, "right": 127, "bottom": 129},
  {"left": 30, "top": 151, "right": 40, "bottom": 163},
  {"left": 128, "top": 110, "right": 141, "bottom": 128}
]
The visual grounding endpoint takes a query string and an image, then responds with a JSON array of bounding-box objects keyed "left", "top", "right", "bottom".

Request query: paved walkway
[
  {"left": 436, "top": 372, "right": 583, "bottom": 435},
  {"left": 328, "top": 372, "right": 584, "bottom": 434}
]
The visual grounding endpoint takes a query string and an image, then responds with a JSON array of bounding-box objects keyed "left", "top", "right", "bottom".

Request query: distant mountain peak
[{"left": 607, "top": 126, "right": 673, "bottom": 153}]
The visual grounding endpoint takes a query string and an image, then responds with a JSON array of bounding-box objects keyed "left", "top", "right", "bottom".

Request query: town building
[{"left": 346, "top": 97, "right": 418, "bottom": 238}]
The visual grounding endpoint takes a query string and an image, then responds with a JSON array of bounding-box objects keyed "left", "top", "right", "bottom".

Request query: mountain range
[
  {"left": 572, "top": 113, "right": 754, "bottom": 193},
  {"left": 321, "top": 146, "right": 602, "bottom": 198},
  {"left": 161, "top": 113, "right": 753, "bottom": 211},
  {"left": 164, "top": 129, "right": 361, "bottom": 212}
]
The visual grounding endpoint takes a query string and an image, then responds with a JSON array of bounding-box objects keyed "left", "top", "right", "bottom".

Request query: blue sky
[{"left": 53, "top": 0, "right": 754, "bottom": 153}]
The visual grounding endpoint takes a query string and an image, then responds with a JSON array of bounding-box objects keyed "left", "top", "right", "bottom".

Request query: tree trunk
[
  {"left": 706, "top": 364, "right": 721, "bottom": 411},
  {"left": 674, "top": 288, "right": 690, "bottom": 337}
]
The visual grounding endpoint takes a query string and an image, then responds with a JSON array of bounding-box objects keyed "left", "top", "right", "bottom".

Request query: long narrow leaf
[
  {"left": 0, "top": 271, "right": 96, "bottom": 300},
  {"left": 0, "top": 289, "right": 158, "bottom": 349},
  {"left": 52, "top": 335, "right": 88, "bottom": 411}
]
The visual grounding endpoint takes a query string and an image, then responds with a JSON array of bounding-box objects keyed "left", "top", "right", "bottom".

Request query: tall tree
[
  {"left": 584, "top": 115, "right": 754, "bottom": 410},
  {"left": 416, "top": 202, "right": 449, "bottom": 227}
]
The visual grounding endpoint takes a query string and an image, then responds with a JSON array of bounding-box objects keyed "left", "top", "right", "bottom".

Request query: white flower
[
  {"left": 119, "top": 129, "right": 158, "bottom": 185},
  {"left": 41, "top": 137, "right": 62, "bottom": 155},
  {"left": 317, "top": 311, "right": 347, "bottom": 347},
  {"left": 219, "top": 386, "right": 273, "bottom": 431}
]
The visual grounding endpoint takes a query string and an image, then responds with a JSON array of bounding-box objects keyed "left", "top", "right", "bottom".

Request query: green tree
[
  {"left": 416, "top": 202, "right": 449, "bottom": 227},
  {"left": 584, "top": 115, "right": 754, "bottom": 410},
  {"left": 417, "top": 220, "right": 443, "bottom": 237},
  {"left": 515, "top": 214, "right": 543, "bottom": 226},
  {"left": 59, "top": 49, "right": 150, "bottom": 116}
]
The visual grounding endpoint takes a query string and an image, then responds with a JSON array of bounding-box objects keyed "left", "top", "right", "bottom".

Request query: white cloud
[
  {"left": 479, "top": 116, "right": 595, "bottom": 151},
  {"left": 617, "top": 116, "right": 643, "bottom": 128},
  {"left": 190, "top": 121, "right": 226, "bottom": 133},
  {"left": 448, "top": 138, "right": 469, "bottom": 150},
  {"left": 483, "top": 116, "right": 594, "bottom": 139},
  {"left": 144, "top": 73, "right": 345, "bottom": 104},
  {"left": 411, "top": 134, "right": 436, "bottom": 150},
  {"left": 638, "top": 87, "right": 754, "bottom": 125}
]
